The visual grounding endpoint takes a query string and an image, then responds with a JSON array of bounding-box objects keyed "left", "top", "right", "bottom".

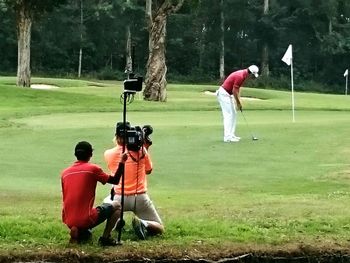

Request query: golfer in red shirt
[
  {"left": 216, "top": 65, "right": 259, "bottom": 142},
  {"left": 61, "top": 141, "right": 127, "bottom": 246}
]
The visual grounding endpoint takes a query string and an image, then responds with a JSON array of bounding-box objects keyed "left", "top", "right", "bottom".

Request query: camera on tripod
[
  {"left": 116, "top": 122, "right": 153, "bottom": 151},
  {"left": 123, "top": 76, "right": 143, "bottom": 92}
]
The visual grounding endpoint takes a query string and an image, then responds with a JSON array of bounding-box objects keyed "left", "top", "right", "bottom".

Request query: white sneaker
[
  {"left": 233, "top": 135, "right": 241, "bottom": 140},
  {"left": 224, "top": 138, "right": 240, "bottom": 143}
]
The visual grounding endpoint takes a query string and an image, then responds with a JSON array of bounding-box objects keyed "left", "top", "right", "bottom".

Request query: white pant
[{"left": 216, "top": 87, "right": 237, "bottom": 141}]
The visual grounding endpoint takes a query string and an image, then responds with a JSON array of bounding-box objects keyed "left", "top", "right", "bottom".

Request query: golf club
[{"left": 240, "top": 109, "right": 258, "bottom": 141}]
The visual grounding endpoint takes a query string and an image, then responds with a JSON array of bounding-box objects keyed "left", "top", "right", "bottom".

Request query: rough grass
[{"left": 1, "top": 77, "right": 350, "bottom": 261}]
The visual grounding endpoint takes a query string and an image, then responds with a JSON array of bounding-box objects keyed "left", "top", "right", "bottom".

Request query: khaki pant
[{"left": 104, "top": 193, "right": 162, "bottom": 224}]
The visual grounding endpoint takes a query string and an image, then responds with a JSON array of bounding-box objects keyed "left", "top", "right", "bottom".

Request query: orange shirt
[{"left": 104, "top": 145, "right": 152, "bottom": 195}]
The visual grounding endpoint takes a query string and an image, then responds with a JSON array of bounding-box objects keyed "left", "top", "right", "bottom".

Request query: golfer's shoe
[
  {"left": 224, "top": 137, "right": 240, "bottom": 142},
  {"left": 233, "top": 135, "right": 241, "bottom": 140},
  {"left": 132, "top": 216, "right": 147, "bottom": 240},
  {"left": 69, "top": 226, "right": 79, "bottom": 244},
  {"left": 98, "top": 236, "right": 117, "bottom": 247}
]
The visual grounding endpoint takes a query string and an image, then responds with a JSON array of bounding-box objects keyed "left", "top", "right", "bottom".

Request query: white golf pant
[{"left": 216, "top": 87, "right": 237, "bottom": 141}]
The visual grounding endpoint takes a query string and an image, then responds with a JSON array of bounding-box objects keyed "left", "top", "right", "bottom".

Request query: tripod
[
  {"left": 115, "top": 90, "right": 133, "bottom": 245},
  {"left": 116, "top": 77, "right": 143, "bottom": 245}
]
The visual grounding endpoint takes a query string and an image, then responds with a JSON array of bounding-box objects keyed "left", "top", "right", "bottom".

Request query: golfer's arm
[{"left": 232, "top": 88, "right": 241, "bottom": 108}]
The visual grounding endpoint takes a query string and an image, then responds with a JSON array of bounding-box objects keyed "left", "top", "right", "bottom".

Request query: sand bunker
[
  {"left": 204, "top": 90, "right": 262, "bottom": 101},
  {"left": 31, "top": 84, "right": 60, "bottom": 90}
]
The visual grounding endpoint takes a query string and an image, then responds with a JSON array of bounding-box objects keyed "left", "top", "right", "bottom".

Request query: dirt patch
[
  {"left": 1, "top": 245, "right": 350, "bottom": 263},
  {"left": 87, "top": 83, "right": 106, "bottom": 87}
]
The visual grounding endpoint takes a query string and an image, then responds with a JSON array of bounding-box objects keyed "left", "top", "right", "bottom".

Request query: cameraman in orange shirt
[{"left": 103, "top": 122, "right": 164, "bottom": 240}]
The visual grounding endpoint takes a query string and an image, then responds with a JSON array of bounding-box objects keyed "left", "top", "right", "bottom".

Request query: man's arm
[
  {"left": 143, "top": 147, "right": 153, "bottom": 175},
  {"left": 232, "top": 88, "right": 242, "bottom": 111},
  {"left": 107, "top": 163, "right": 124, "bottom": 185},
  {"left": 107, "top": 153, "right": 128, "bottom": 185}
]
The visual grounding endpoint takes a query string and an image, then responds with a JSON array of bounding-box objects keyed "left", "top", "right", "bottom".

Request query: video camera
[
  {"left": 117, "top": 122, "right": 153, "bottom": 151},
  {"left": 123, "top": 76, "right": 143, "bottom": 92}
]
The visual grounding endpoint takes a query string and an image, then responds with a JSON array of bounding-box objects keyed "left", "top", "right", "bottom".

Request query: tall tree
[
  {"left": 78, "top": 0, "right": 83, "bottom": 78},
  {"left": 143, "top": 0, "right": 185, "bottom": 102},
  {"left": 219, "top": 0, "right": 225, "bottom": 80},
  {"left": 3, "top": 0, "right": 67, "bottom": 87},
  {"left": 121, "top": 0, "right": 144, "bottom": 74},
  {"left": 0, "top": 2, "right": 17, "bottom": 73},
  {"left": 261, "top": 0, "right": 269, "bottom": 77},
  {"left": 76, "top": 0, "right": 115, "bottom": 77}
]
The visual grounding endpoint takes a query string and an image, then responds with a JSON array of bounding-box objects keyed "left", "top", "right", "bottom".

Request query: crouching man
[
  {"left": 103, "top": 122, "right": 164, "bottom": 240},
  {"left": 61, "top": 141, "right": 127, "bottom": 246}
]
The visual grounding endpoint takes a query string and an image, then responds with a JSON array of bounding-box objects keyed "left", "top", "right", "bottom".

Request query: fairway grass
[{"left": 0, "top": 77, "right": 350, "bottom": 259}]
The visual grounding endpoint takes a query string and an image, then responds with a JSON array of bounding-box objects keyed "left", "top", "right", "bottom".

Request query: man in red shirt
[
  {"left": 216, "top": 65, "right": 259, "bottom": 142},
  {"left": 61, "top": 141, "right": 127, "bottom": 246},
  {"left": 103, "top": 122, "right": 164, "bottom": 240}
]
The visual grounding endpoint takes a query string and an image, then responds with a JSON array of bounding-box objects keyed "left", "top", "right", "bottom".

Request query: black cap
[
  {"left": 115, "top": 121, "right": 131, "bottom": 137},
  {"left": 74, "top": 141, "right": 93, "bottom": 156}
]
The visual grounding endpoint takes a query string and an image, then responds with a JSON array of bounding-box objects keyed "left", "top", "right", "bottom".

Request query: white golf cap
[{"left": 248, "top": 65, "right": 259, "bottom": 78}]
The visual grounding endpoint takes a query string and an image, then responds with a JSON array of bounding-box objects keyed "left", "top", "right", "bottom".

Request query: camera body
[
  {"left": 125, "top": 126, "right": 143, "bottom": 151},
  {"left": 123, "top": 76, "right": 143, "bottom": 92},
  {"left": 118, "top": 123, "right": 153, "bottom": 151}
]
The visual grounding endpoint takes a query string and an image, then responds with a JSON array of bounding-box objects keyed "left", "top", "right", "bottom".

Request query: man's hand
[
  {"left": 108, "top": 153, "right": 127, "bottom": 185},
  {"left": 237, "top": 102, "right": 243, "bottom": 112},
  {"left": 144, "top": 141, "right": 152, "bottom": 150},
  {"left": 121, "top": 152, "right": 128, "bottom": 163},
  {"left": 232, "top": 88, "right": 242, "bottom": 112}
]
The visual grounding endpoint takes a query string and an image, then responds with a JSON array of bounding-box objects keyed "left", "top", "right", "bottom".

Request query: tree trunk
[
  {"left": 144, "top": 12, "right": 168, "bottom": 101},
  {"left": 16, "top": 3, "right": 32, "bottom": 87},
  {"left": 219, "top": 0, "right": 225, "bottom": 81},
  {"left": 261, "top": 0, "right": 269, "bottom": 77},
  {"left": 198, "top": 24, "right": 206, "bottom": 70},
  {"left": 125, "top": 25, "right": 133, "bottom": 74},
  {"left": 78, "top": 0, "right": 83, "bottom": 78},
  {"left": 328, "top": 19, "right": 333, "bottom": 34},
  {"left": 78, "top": 47, "right": 82, "bottom": 78},
  {"left": 125, "top": 0, "right": 132, "bottom": 74},
  {"left": 143, "top": 0, "right": 184, "bottom": 102},
  {"left": 261, "top": 43, "right": 269, "bottom": 76}
]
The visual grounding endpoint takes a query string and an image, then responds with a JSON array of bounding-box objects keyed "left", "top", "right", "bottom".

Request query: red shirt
[
  {"left": 61, "top": 161, "right": 109, "bottom": 228},
  {"left": 104, "top": 145, "right": 152, "bottom": 195},
  {"left": 222, "top": 69, "right": 249, "bottom": 95}
]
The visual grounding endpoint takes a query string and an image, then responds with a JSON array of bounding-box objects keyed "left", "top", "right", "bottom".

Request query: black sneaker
[
  {"left": 69, "top": 226, "right": 79, "bottom": 244},
  {"left": 78, "top": 229, "right": 92, "bottom": 244},
  {"left": 98, "top": 236, "right": 117, "bottom": 247},
  {"left": 132, "top": 216, "right": 147, "bottom": 240}
]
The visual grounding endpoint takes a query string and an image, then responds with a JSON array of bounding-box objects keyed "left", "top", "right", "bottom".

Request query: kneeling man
[{"left": 61, "top": 141, "right": 126, "bottom": 246}]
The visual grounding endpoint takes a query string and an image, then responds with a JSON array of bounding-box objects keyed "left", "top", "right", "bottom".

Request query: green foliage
[
  {"left": 0, "top": 0, "right": 349, "bottom": 92},
  {"left": 96, "top": 68, "right": 125, "bottom": 80},
  {"left": 2, "top": 0, "right": 68, "bottom": 17},
  {"left": 0, "top": 5, "right": 16, "bottom": 73},
  {"left": 167, "top": 67, "right": 217, "bottom": 84}
]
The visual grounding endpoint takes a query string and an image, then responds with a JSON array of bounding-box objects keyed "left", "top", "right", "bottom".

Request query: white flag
[
  {"left": 282, "top": 44, "right": 293, "bottom": 66},
  {"left": 344, "top": 69, "right": 348, "bottom": 77}
]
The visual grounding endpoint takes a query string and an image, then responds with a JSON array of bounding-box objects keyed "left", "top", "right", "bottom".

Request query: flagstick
[
  {"left": 346, "top": 74, "right": 348, "bottom": 96},
  {"left": 291, "top": 58, "right": 295, "bottom": 122}
]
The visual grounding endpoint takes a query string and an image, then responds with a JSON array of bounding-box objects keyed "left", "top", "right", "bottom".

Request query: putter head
[{"left": 252, "top": 136, "right": 258, "bottom": 141}]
